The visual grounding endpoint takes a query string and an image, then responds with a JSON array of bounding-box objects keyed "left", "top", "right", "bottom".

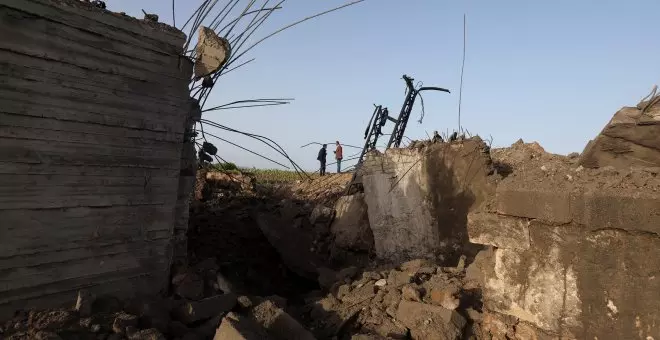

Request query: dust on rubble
[
  {"left": 491, "top": 139, "right": 660, "bottom": 193},
  {"left": 299, "top": 257, "right": 486, "bottom": 340}
]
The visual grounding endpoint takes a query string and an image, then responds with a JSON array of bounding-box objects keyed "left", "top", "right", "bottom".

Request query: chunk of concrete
[
  {"left": 399, "top": 259, "right": 435, "bottom": 273},
  {"left": 214, "top": 312, "right": 271, "bottom": 340},
  {"left": 396, "top": 300, "right": 466, "bottom": 340},
  {"left": 467, "top": 212, "right": 531, "bottom": 250},
  {"left": 194, "top": 26, "right": 231, "bottom": 79},
  {"left": 386, "top": 270, "right": 412, "bottom": 288},
  {"left": 250, "top": 300, "right": 316, "bottom": 340},
  {"left": 310, "top": 204, "right": 335, "bottom": 225},
  {"left": 579, "top": 95, "right": 660, "bottom": 169},
  {"left": 331, "top": 194, "right": 374, "bottom": 251},
  {"left": 28, "top": 310, "right": 77, "bottom": 331},
  {"left": 361, "top": 140, "right": 496, "bottom": 263},
  {"left": 112, "top": 312, "right": 138, "bottom": 334},
  {"left": 174, "top": 294, "right": 238, "bottom": 325}
]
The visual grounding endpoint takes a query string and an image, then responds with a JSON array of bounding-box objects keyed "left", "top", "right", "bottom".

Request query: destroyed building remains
[{"left": 0, "top": 0, "right": 659, "bottom": 339}]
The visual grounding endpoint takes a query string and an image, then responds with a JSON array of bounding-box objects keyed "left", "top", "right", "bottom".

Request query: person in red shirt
[{"left": 334, "top": 141, "right": 343, "bottom": 173}]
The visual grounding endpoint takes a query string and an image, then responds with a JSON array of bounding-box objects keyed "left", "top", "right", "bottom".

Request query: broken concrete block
[
  {"left": 194, "top": 26, "right": 231, "bottom": 79},
  {"left": 331, "top": 194, "right": 374, "bottom": 251},
  {"left": 250, "top": 300, "right": 316, "bottom": 340},
  {"left": 401, "top": 284, "right": 422, "bottom": 302},
  {"left": 466, "top": 212, "right": 531, "bottom": 250},
  {"left": 386, "top": 270, "right": 412, "bottom": 288},
  {"left": 214, "top": 312, "right": 271, "bottom": 340},
  {"left": 174, "top": 294, "right": 238, "bottom": 325},
  {"left": 309, "top": 204, "right": 335, "bottom": 225},
  {"left": 75, "top": 290, "right": 95, "bottom": 317},
  {"left": 396, "top": 301, "right": 466, "bottom": 340},
  {"left": 400, "top": 259, "right": 435, "bottom": 273},
  {"left": 579, "top": 92, "right": 660, "bottom": 169},
  {"left": 112, "top": 312, "right": 138, "bottom": 334},
  {"left": 429, "top": 286, "right": 460, "bottom": 310},
  {"left": 28, "top": 310, "right": 77, "bottom": 331}
]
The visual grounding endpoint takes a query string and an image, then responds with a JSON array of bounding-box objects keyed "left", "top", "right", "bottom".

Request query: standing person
[
  {"left": 317, "top": 144, "right": 327, "bottom": 176},
  {"left": 334, "top": 141, "right": 343, "bottom": 173}
]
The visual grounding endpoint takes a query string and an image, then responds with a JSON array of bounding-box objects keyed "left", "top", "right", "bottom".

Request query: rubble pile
[
  {"left": 289, "top": 174, "right": 354, "bottom": 206},
  {"left": 490, "top": 139, "right": 660, "bottom": 192},
  {"left": 301, "top": 258, "right": 484, "bottom": 340}
]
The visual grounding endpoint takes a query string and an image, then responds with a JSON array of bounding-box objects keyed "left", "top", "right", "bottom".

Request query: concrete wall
[
  {"left": 467, "top": 167, "right": 660, "bottom": 339},
  {"left": 360, "top": 140, "right": 495, "bottom": 264},
  {"left": 0, "top": 0, "right": 193, "bottom": 316}
]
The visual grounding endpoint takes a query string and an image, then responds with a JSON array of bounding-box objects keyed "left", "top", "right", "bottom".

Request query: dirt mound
[
  {"left": 490, "top": 139, "right": 569, "bottom": 176},
  {"left": 490, "top": 139, "right": 660, "bottom": 193},
  {"left": 290, "top": 174, "right": 353, "bottom": 206}
]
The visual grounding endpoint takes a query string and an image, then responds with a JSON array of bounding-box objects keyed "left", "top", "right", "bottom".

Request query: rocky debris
[
  {"left": 188, "top": 197, "right": 324, "bottom": 299},
  {"left": 213, "top": 312, "right": 271, "bottom": 339},
  {"left": 33, "top": 331, "right": 63, "bottom": 340},
  {"left": 112, "top": 312, "right": 139, "bottom": 334},
  {"left": 127, "top": 328, "right": 166, "bottom": 340},
  {"left": 303, "top": 258, "right": 481, "bottom": 340},
  {"left": 396, "top": 301, "right": 466, "bottom": 340},
  {"left": 401, "top": 285, "right": 422, "bottom": 302},
  {"left": 28, "top": 310, "right": 78, "bottom": 331},
  {"left": 290, "top": 173, "right": 354, "bottom": 206},
  {"left": 205, "top": 171, "right": 255, "bottom": 193},
  {"left": 173, "top": 294, "right": 238, "bottom": 325},
  {"left": 250, "top": 300, "right": 316, "bottom": 340}
]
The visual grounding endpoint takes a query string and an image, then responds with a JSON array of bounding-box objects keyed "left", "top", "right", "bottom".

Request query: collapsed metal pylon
[{"left": 347, "top": 74, "right": 450, "bottom": 193}]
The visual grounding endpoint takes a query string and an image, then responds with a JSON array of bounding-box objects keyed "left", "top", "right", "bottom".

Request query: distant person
[
  {"left": 334, "top": 141, "right": 343, "bottom": 173},
  {"left": 317, "top": 144, "right": 327, "bottom": 176}
]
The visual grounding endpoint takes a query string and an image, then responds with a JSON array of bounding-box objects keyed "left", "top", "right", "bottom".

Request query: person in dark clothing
[{"left": 317, "top": 144, "right": 327, "bottom": 176}]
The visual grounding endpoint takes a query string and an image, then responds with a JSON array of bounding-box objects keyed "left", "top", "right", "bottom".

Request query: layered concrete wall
[
  {"left": 0, "top": 0, "right": 193, "bottom": 316},
  {"left": 468, "top": 166, "right": 660, "bottom": 339},
  {"left": 360, "top": 140, "right": 495, "bottom": 264}
]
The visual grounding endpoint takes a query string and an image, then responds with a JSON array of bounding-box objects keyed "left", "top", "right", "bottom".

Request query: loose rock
[
  {"left": 112, "top": 312, "right": 138, "bottom": 334},
  {"left": 174, "top": 294, "right": 238, "bottom": 325}
]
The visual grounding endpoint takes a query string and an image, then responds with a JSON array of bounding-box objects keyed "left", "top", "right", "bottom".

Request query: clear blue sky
[{"left": 113, "top": 0, "right": 660, "bottom": 171}]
